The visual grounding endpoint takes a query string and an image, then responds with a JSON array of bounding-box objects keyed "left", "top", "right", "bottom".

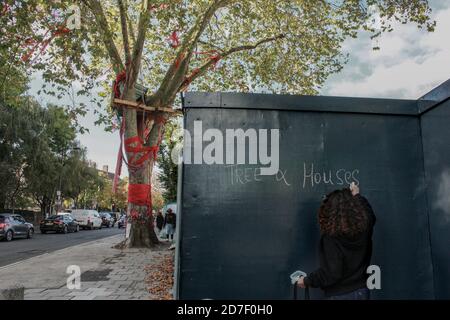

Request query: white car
[
  {"left": 56, "top": 211, "right": 72, "bottom": 216},
  {"left": 70, "top": 209, "right": 102, "bottom": 230}
]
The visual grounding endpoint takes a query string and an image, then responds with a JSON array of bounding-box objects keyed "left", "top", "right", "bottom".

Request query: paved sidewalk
[{"left": 0, "top": 235, "right": 173, "bottom": 300}]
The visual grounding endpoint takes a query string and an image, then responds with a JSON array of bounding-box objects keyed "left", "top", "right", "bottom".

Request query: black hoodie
[{"left": 303, "top": 195, "right": 376, "bottom": 297}]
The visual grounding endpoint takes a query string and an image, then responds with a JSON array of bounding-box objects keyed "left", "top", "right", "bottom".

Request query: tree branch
[
  {"left": 125, "top": 0, "right": 136, "bottom": 45},
  {"left": 83, "top": 0, "right": 124, "bottom": 73},
  {"left": 223, "top": 34, "right": 285, "bottom": 55},
  {"left": 178, "top": 34, "right": 285, "bottom": 92},
  {"left": 198, "top": 40, "right": 222, "bottom": 51},
  {"left": 186, "top": 0, "right": 232, "bottom": 54},
  {"left": 118, "top": 0, "right": 131, "bottom": 64},
  {"left": 126, "top": 0, "right": 154, "bottom": 90},
  {"left": 155, "top": 0, "right": 233, "bottom": 103}
]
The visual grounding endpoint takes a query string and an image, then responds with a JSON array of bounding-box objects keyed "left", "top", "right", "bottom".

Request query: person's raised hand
[
  {"left": 350, "top": 182, "right": 360, "bottom": 196},
  {"left": 297, "top": 276, "right": 306, "bottom": 288}
]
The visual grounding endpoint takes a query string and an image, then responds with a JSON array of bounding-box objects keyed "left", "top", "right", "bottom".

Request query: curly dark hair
[{"left": 318, "top": 188, "right": 369, "bottom": 237}]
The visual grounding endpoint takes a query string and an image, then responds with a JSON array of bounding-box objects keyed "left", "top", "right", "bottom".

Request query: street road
[{"left": 0, "top": 226, "right": 124, "bottom": 267}]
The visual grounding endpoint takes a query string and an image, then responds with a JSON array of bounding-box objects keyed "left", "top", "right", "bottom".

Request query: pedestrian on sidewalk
[
  {"left": 156, "top": 210, "right": 164, "bottom": 233},
  {"left": 163, "top": 208, "right": 176, "bottom": 241}
]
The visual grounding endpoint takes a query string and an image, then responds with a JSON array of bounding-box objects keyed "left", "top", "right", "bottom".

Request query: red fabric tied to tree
[
  {"left": 1, "top": 3, "right": 10, "bottom": 16},
  {"left": 182, "top": 50, "right": 222, "bottom": 89},
  {"left": 113, "top": 70, "right": 127, "bottom": 98},
  {"left": 130, "top": 209, "right": 140, "bottom": 220},
  {"left": 112, "top": 125, "right": 164, "bottom": 194},
  {"left": 21, "top": 25, "right": 70, "bottom": 63},
  {"left": 174, "top": 52, "right": 185, "bottom": 70},
  {"left": 128, "top": 184, "right": 152, "bottom": 216},
  {"left": 112, "top": 67, "right": 128, "bottom": 194},
  {"left": 112, "top": 120, "right": 125, "bottom": 194},
  {"left": 124, "top": 136, "right": 159, "bottom": 167},
  {"left": 112, "top": 102, "right": 165, "bottom": 194},
  {"left": 209, "top": 53, "right": 222, "bottom": 69},
  {"left": 150, "top": 3, "right": 169, "bottom": 12},
  {"left": 168, "top": 31, "right": 180, "bottom": 48}
]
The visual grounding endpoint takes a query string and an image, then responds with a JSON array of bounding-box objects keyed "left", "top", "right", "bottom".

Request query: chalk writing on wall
[
  {"left": 226, "top": 165, "right": 291, "bottom": 186},
  {"left": 225, "top": 162, "right": 359, "bottom": 189},
  {"left": 302, "top": 163, "right": 359, "bottom": 189}
]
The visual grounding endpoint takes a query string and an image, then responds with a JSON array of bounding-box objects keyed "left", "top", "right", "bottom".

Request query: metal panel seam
[{"left": 418, "top": 114, "right": 437, "bottom": 298}]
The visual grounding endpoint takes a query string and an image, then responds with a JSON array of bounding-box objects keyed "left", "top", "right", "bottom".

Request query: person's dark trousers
[{"left": 328, "top": 288, "right": 370, "bottom": 300}]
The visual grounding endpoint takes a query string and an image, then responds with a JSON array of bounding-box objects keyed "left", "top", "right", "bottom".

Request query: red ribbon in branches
[
  {"left": 209, "top": 52, "right": 222, "bottom": 69},
  {"left": 182, "top": 68, "right": 201, "bottom": 88},
  {"left": 150, "top": 3, "right": 169, "bottom": 12},
  {"left": 181, "top": 50, "right": 222, "bottom": 89},
  {"left": 174, "top": 52, "right": 185, "bottom": 70},
  {"left": 168, "top": 31, "right": 180, "bottom": 49},
  {"left": 143, "top": 114, "right": 166, "bottom": 142},
  {"left": 1, "top": 3, "right": 10, "bottom": 16},
  {"left": 21, "top": 25, "right": 70, "bottom": 63},
  {"left": 113, "top": 70, "right": 127, "bottom": 98}
]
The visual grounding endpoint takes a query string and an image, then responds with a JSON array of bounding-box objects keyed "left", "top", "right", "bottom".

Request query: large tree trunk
[
  {"left": 39, "top": 197, "right": 50, "bottom": 217},
  {"left": 122, "top": 91, "right": 164, "bottom": 248}
]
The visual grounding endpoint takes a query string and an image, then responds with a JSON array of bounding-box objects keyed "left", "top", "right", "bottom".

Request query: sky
[
  {"left": 29, "top": 1, "right": 450, "bottom": 176},
  {"left": 321, "top": 1, "right": 450, "bottom": 98}
]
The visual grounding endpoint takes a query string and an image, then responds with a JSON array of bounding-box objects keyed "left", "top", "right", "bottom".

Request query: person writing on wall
[{"left": 297, "top": 182, "right": 376, "bottom": 300}]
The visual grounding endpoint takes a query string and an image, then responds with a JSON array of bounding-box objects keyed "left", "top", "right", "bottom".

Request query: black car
[
  {"left": 99, "top": 212, "right": 114, "bottom": 228},
  {"left": 0, "top": 213, "right": 34, "bottom": 241},
  {"left": 40, "top": 214, "right": 79, "bottom": 234},
  {"left": 117, "top": 215, "right": 126, "bottom": 229}
]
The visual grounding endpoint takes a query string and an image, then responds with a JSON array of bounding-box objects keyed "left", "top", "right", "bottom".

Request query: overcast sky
[
  {"left": 29, "top": 1, "right": 450, "bottom": 176},
  {"left": 322, "top": 0, "right": 450, "bottom": 98}
]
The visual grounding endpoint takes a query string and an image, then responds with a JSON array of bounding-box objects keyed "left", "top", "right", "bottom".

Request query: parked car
[
  {"left": 40, "top": 215, "right": 79, "bottom": 234},
  {"left": 0, "top": 213, "right": 34, "bottom": 241},
  {"left": 117, "top": 215, "right": 126, "bottom": 229},
  {"left": 70, "top": 209, "right": 102, "bottom": 230},
  {"left": 57, "top": 211, "right": 72, "bottom": 216},
  {"left": 99, "top": 212, "right": 114, "bottom": 228},
  {"left": 110, "top": 212, "right": 119, "bottom": 224}
]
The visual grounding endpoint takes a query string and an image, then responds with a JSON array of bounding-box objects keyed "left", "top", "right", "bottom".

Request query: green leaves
[
  {"left": 2, "top": 1, "right": 435, "bottom": 99},
  {"left": 0, "top": 94, "right": 102, "bottom": 212},
  {"left": 158, "top": 117, "right": 182, "bottom": 203}
]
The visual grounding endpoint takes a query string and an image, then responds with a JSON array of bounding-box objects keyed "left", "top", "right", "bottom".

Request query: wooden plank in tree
[
  {"left": 113, "top": 98, "right": 155, "bottom": 111},
  {"left": 157, "top": 107, "right": 178, "bottom": 113},
  {"left": 113, "top": 98, "right": 179, "bottom": 114}
]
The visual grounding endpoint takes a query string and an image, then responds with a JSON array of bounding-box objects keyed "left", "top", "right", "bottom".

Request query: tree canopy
[{"left": 0, "top": 0, "right": 435, "bottom": 108}]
